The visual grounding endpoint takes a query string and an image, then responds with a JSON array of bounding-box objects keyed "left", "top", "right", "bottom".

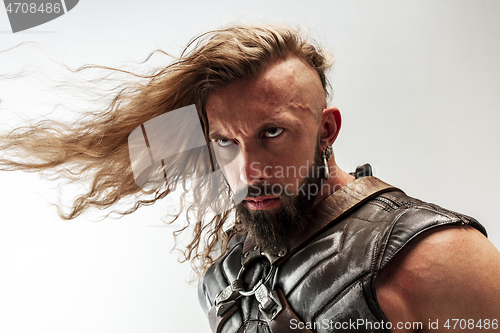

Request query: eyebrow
[
  {"left": 208, "top": 132, "right": 228, "bottom": 141},
  {"left": 209, "top": 118, "right": 293, "bottom": 141}
]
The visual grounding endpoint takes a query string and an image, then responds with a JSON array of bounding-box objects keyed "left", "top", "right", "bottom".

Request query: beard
[{"left": 234, "top": 143, "right": 324, "bottom": 252}]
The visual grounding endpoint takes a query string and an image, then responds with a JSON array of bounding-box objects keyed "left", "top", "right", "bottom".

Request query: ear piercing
[{"left": 321, "top": 146, "right": 333, "bottom": 180}]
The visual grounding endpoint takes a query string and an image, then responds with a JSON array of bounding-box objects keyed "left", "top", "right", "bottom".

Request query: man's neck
[{"left": 313, "top": 165, "right": 355, "bottom": 206}]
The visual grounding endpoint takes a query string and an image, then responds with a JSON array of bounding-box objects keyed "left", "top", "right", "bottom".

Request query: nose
[
  {"left": 239, "top": 145, "right": 273, "bottom": 186},
  {"left": 216, "top": 142, "right": 273, "bottom": 193},
  {"left": 217, "top": 146, "right": 271, "bottom": 188}
]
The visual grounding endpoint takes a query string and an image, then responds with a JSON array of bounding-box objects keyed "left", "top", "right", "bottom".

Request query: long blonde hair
[{"left": 0, "top": 24, "right": 334, "bottom": 275}]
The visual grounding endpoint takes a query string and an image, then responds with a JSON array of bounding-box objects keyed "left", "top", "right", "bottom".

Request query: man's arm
[{"left": 376, "top": 225, "right": 500, "bottom": 333}]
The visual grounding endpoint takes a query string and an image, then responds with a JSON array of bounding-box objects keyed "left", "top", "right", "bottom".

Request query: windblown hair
[{"left": 0, "top": 24, "right": 334, "bottom": 275}]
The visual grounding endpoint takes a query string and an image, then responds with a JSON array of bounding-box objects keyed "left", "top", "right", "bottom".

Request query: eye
[
  {"left": 217, "top": 139, "right": 235, "bottom": 147},
  {"left": 264, "top": 127, "right": 283, "bottom": 138}
]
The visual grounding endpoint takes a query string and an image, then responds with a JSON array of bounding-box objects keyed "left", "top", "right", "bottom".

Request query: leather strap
[
  {"left": 209, "top": 300, "right": 238, "bottom": 333},
  {"left": 266, "top": 289, "right": 313, "bottom": 333}
]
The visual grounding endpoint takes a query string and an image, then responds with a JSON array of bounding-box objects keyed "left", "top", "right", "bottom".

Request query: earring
[{"left": 321, "top": 146, "right": 333, "bottom": 181}]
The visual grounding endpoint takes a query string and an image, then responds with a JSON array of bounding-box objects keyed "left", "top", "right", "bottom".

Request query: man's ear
[{"left": 320, "top": 107, "right": 341, "bottom": 146}]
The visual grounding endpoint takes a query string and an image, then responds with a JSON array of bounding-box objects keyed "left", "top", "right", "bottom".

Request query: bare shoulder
[{"left": 376, "top": 225, "right": 500, "bottom": 332}]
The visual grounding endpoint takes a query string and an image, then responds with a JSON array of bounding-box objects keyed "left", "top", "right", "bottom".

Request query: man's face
[{"left": 206, "top": 56, "right": 327, "bottom": 250}]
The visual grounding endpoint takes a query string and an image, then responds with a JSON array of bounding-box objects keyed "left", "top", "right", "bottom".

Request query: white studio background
[{"left": 0, "top": 1, "right": 499, "bottom": 332}]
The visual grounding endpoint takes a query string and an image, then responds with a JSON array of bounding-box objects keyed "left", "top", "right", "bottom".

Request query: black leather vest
[{"left": 199, "top": 172, "right": 487, "bottom": 333}]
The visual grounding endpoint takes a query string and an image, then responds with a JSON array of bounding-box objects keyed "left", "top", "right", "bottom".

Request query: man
[
  {"left": 1, "top": 24, "right": 499, "bottom": 332},
  {"left": 194, "top": 26, "right": 500, "bottom": 332}
]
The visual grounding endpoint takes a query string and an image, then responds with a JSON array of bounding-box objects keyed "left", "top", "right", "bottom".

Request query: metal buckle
[
  {"left": 214, "top": 279, "right": 243, "bottom": 317},
  {"left": 254, "top": 284, "right": 283, "bottom": 320},
  {"left": 215, "top": 300, "right": 237, "bottom": 317},
  {"left": 215, "top": 264, "right": 282, "bottom": 320},
  {"left": 215, "top": 279, "right": 243, "bottom": 305}
]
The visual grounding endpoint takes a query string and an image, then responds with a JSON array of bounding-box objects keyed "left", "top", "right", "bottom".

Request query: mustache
[{"left": 233, "top": 183, "right": 285, "bottom": 199}]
